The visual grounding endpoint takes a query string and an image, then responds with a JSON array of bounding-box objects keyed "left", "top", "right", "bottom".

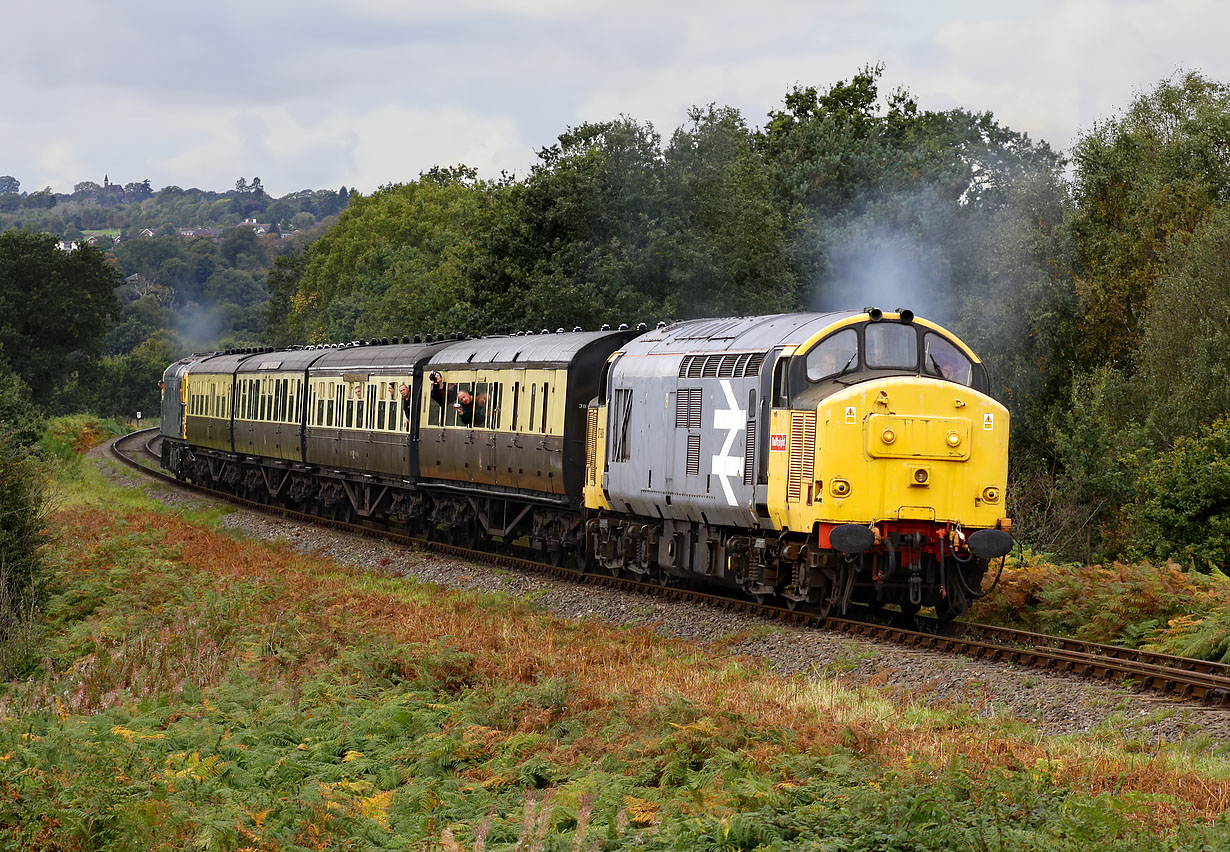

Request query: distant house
[
  {"left": 176, "top": 227, "right": 223, "bottom": 239},
  {"left": 241, "top": 218, "right": 273, "bottom": 235},
  {"left": 140, "top": 228, "right": 156, "bottom": 238},
  {"left": 57, "top": 240, "right": 78, "bottom": 251}
]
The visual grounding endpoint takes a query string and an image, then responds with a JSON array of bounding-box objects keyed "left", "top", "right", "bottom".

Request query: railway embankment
[{"left": 1, "top": 429, "right": 1228, "bottom": 849}]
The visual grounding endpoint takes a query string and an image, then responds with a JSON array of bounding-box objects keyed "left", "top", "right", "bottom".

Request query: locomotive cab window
[
  {"left": 805, "top": 328, "right": 859, "bottom": 381},
  {"left": 865, "top": 322, "right": 917, "bottom": 369},
  {"left": 923, "top": 333, "right": 973, "bottom": 386}
]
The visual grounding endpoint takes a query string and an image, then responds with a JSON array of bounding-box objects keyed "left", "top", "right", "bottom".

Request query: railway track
[{"left": 111, "top": 429, "right": 1230, "bottom": 707}]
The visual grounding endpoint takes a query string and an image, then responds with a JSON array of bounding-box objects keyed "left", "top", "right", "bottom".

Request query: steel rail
[{"left": 109, "top": 430, "right": 1230, "bottom": 707}]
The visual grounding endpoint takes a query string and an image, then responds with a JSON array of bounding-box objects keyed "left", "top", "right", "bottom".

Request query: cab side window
[
  {"left": 805, "top": 329, "right": 859, "bottom": 381},
  {"left": 923, "top": 334, "right": 974, "bottom": 386}
]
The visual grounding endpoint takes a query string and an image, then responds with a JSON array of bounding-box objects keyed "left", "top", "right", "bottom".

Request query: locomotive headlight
[
  {"left": 881, "top": 428, "right": 896, "bottom": 444},
  {"left": 911, "top": 467, "right": 930, "bottom": 486},
  {"left": 946, "top": 431, "right": 962, "bottom": 448},
  {"left": 831, "top": 478, "right": 851, "bottom": 497},
  {"left": 982, "top": 486, "right": 1000, "bottom": 503}
]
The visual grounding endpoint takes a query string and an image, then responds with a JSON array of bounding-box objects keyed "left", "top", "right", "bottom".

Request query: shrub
[
  {"left": 0, "top": 429, "right": 47, "bottom": 677},
  {"left": 0, "top": 366, "right": 44, "bottom": 446},
  {"left": 1129, "top": 417, "right": 1230, "bottom": 572}
]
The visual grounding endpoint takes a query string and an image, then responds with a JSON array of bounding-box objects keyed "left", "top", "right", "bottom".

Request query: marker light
[
  {"left": 881, "top": 428, "right": 896, "bottom": 444},
  {"left": 946, "top": 431, "right": 962, "bottom": 448}
]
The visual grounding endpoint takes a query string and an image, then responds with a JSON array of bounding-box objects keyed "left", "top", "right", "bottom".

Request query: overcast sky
[{"left": 3, "top": 0, "right": 1224, "bottom": 197}]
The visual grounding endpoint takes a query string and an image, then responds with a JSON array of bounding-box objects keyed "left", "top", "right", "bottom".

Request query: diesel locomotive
[{"left": 160, "top": 308, "right": 1013, "bottom": 622}]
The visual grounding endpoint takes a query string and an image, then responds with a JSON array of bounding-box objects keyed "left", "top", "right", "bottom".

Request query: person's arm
[{"left": 430, "top": 373, "right": 446, "bottom": 407}]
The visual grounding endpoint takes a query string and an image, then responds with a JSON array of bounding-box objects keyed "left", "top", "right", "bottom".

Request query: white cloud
[{"left": 3, "top": 1, "right": 1230, "bottom": 194}]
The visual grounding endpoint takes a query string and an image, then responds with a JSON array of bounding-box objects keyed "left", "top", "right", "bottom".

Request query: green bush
[
  {"left": 0, "top": 365, "right": 44, "bottom": 446},
  {"left": 0, "top": 428, "right": 47, "bottom": 677},
  {"left": 1129, "top": 417, "right": 1230, "bottom": 571}
]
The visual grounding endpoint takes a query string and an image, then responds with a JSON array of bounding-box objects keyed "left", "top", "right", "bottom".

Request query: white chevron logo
[{"left": 711, "top": 379, "right": 745, "bottom": 506}]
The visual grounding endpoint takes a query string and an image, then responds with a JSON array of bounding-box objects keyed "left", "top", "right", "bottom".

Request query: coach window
[
  {"left": 426, "top": 381, "right": 443, "bottom": 427},
  {"left": 806, "top": 329, "right": 859, "bottom": 382},
  {"left": 473, "top": 382, "right": 489, "bottom": 428},
  {"left": 540, "top": 382, "right": 549, "bottom": 433},
  {"left": 510, "top": 382, "right": 520, "bottom": 430},
  {"left": 923, "top": 333, "right": 973, "bottom": 386},
  {"left": 482, "top": 381, "right": 496, "bottom": 427},
  {"left": 446, "top": 382, "right": 473, "bottom": 428},
  {"left": 865, "top": 323, "right": 917, "bottom": 370}
]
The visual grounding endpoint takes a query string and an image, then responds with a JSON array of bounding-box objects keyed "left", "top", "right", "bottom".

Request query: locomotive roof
[
  {"left": 620, "top": 312, "right": 864, "bottom": 356},
  {"left": 427, "top": 329, "right": 634, "bottom": 369}
]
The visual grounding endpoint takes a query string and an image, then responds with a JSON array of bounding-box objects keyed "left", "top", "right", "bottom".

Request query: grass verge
[{"left": 1, "top": 455, "right": 1229, "bottom": 849}]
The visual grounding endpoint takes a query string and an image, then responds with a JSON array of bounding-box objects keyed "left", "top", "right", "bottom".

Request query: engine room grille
[
  {"left": 686, "top": 434, "right": 701, "bottom": 476},
  {"left": 743, "top": 418, "right": 756, "bottom": 486},
  {"left": 586, "top": 407, "right": 598, "bottom": 486},
  {"left": 675, "top": 388, "right": 702, "bottom": 429},
  {"left": 678, "top": 352, "right": 765, "bottom": 380},
  {"left": 786, "top": 412, "right": 816, "bottom": 503}
]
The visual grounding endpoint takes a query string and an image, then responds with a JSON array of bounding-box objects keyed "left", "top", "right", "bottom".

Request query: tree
[
  {"left": 0, "top": 425, "right": 47, "bottom": 676},
  {"left": 220, "top": 225, "right": 260, "bottom": 267},
  {"left": 1069, "top": 72, "right": 1230, "bottom": 368},
  {"left": 263, "top": 252, "right": 308, "bottom": 346},
  {"left": 0, "top": 175, "right": 19, "bottom": 195},
  {"left": 0, "top": 233, "right": 120, "bottom": 407},
  {"left": 285, "top": 167, "right": 498, "bottom": 342},
  {"left": 22, "top": 188, "right": 56, "bottom": 209},
  {"left": 73, "top": 181, "right": 102, "bottom": 201},
  {"left": 1132, "top": 204, "right": 1230, "bottom": 445}
]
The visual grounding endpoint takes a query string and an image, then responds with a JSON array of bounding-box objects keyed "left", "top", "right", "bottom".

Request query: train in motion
[{"left": 160, "top": 309, "right": 1014, "bottom": 621}]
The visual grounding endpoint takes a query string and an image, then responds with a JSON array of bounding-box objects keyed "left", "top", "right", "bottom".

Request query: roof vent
[
  {"left": 413, "top": 334, "right": 421, "bottom": 344},
  {"left": 657, "top": 321, "right": 667, "bottom": 330},
  {"left": 636, "top": 322, "right": 646, "bottom": 331},
  {"left": 601, "top": 324, "right": 610, "bottom": 331},
  {"left": 618, "top": 323, "right": 628, "bottom": 331},
  {"left": 557, "top": 328, "right": 564, "bottom": 334},
  {"left": 573, "top": 326, "right": 582, "bottom": 332},
  {"left": 542, "top": 328, "right": 550, "bottom": 334}
]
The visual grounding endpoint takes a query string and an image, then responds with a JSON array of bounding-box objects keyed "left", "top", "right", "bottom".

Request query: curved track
[{"left": 111, "top": 430, "right": 1230, "bottom": 707}]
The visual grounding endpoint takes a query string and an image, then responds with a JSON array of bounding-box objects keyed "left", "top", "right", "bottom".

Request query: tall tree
[
  {"left": 1069, "top": 72, "right": 1230, "bottom": 368},
  {"left": 0, "top": 233, "right": 120, "bottom": 405}
]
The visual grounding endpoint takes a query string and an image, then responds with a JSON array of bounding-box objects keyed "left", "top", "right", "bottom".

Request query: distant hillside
[{"left": 0, "top": 175, "right": 354, "bottom": 240}]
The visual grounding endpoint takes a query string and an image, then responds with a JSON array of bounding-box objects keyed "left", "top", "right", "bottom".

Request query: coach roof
[{"left": 428, "top": 330, "right": 632, "bottom": 369}]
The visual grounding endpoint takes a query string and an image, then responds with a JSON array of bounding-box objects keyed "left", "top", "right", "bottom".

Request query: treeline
[
  {"left": 268, "top": 68, "right": 1230, "bottom": 570},
  {"left": 0, "top": 175, "right": 353, "bottom": 237},
  {"left": 3, "top": 67, "right": 1228, "bottom": 569}
]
